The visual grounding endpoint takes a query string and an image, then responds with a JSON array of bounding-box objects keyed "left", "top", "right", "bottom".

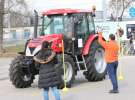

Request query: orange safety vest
[{"left": 98, "top": 32, "right": 119, "bottom": 63}]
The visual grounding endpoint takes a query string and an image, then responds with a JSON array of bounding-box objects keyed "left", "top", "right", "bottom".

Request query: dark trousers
[{"left": 107, "top": 61, "right": 118, "bottom": 90}]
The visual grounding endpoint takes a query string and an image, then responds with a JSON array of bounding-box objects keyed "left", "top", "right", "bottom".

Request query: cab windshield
[{"left": 41, "top": 15, "right": 73, "bottom": 36}]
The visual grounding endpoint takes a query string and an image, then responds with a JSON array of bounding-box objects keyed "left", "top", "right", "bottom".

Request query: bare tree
[
  {"left": 0, "top": 0, "right": 5, "bottom": 52},
  {"left": 5, "top": 0, "right": 30, "bottom": 27},
  {"left": 5, "top": 0, "right": 28, "bottom": 13},
  {"left": 0, "top": 0, "right": 30, "bottom": 53},
  {"left": 109, "top": 0, "right": 134, "bottom": 21}
]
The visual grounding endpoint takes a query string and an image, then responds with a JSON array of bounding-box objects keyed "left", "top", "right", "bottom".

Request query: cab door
[{"left": 74, "top": 13, "right": 89, "bottom": 54}]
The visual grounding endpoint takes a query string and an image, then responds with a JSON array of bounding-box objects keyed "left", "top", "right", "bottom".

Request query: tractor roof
[{"left": 42, "top": 8, "right": 91, "bottom": 15}]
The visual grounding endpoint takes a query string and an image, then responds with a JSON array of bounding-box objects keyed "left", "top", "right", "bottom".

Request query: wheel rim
[
  {"left": 94, "top": 48, "right": 106, "bottom": 73},
  {"left": 62, "top": 62, "right": 73, "bottom": 82},
  {"left": 21, "top": 69, "right": 32, "bottom": 82},
  {"left": 22, "top": 75, "right": 32, "bottom": 81}
]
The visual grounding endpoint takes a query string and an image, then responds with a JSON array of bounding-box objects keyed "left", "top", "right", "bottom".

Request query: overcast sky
[{"left": 26, "top": 0, "right": 109, "bottom": 12}]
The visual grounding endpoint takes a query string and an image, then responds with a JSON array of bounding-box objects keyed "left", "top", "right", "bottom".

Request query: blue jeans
[
  {"left": 107, "top": 61, "right": 118, "bottom": 90},
  {"left": 43, "top": 86, "right": 60, "bottom": 100}
]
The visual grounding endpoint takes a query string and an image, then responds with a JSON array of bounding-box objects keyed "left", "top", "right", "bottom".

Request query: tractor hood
[
  {"left": 28, "top": 34, "right": 63, "bottom": 48},
  {"left": 26, "top": 34, "right": 63, "bottom": 56}
]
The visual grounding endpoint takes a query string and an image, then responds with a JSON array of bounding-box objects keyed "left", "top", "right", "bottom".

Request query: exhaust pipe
[{"left": 34, "top": 10, "right": 38, "bottom": 38}]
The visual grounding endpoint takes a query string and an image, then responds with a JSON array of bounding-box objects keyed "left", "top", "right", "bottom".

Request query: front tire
[
  {"left": 56, "top": 54, "right": 75, "bottom": 88},
  {"left": 84, "top": 40, "right": 107, "bottom": 81},
  {"left": 9, "top": 55, "right": 34, "bottom": 88}
]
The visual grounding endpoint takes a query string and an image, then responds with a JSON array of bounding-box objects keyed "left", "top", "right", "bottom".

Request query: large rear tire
[
  {"left": 84, "top": 40, "right": 107, "bottom": 81},
  {"left": 56, "top": 54, "right": 75, "bottom": 88},
  {"left": 9, "top": 55, "right": 34, "bottom": 88}
]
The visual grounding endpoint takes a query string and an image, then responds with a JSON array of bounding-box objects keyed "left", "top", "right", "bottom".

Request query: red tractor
[{"left": 9, "top": 8, "right": 107, "bottom": 88}]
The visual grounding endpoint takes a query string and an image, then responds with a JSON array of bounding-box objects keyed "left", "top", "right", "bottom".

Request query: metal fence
[{"left": 3, "top": 27, "right": 35, "bottom": 47}]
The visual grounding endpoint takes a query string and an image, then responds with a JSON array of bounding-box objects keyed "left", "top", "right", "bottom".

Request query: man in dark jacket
[{"left": 34, "top": 41, "right": 62, "bottom": 100}]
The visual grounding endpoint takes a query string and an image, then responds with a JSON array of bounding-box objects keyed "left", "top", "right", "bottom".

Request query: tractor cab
[{"left": 40, "top": 9, "right": 95, "bottom": 54}]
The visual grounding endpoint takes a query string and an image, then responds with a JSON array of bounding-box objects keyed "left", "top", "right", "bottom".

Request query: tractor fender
[
  {"left": 83, "top": 34, "right": 98, "bottom": 55},
  {"left": 83, "top": 34, "right": 106, "bottom": 55}
]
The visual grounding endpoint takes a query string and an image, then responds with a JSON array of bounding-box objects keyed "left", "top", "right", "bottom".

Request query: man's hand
[
  {"left": 98, "top": 32, "right": 103, "bottom": 37},
  {"left": 98, "top": 32, "right": 103, "bottom": 35},
  {"left": 96, "top": 26, "right": 103, "bottom": 33}
]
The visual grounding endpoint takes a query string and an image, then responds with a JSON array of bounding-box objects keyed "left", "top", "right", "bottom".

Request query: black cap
[
  {"left": 109, "top": 34, "right": 115, "bottom": 40},
  {"left": 42, "top": 41, "right": 50, "bottom": 49}
]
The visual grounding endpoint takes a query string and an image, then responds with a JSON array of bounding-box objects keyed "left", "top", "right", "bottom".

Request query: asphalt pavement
[{"left": 0, "top": 56, "right": 135, "bottom": 100}]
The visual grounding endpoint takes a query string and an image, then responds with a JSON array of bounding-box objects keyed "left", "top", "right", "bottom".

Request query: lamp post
[{"left": 116, "top": 0, "right": 118, "bottom": 22}]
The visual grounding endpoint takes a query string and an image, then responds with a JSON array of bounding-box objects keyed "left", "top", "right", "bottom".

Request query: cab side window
[
  {"left": 74, "top": 14, "right": 87, "bottom": 37},
  {"left": 87, "top": 14, "right": 95, "bottom": 33}
]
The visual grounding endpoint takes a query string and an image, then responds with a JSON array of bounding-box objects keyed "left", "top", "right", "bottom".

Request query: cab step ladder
[{"left": 75, "top": 55, "right": 88, "bottom": 77}]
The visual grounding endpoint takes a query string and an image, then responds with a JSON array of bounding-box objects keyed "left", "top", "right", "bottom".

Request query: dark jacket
[{"left": 34, "top": 49, "right": 62, "bottom": 89}]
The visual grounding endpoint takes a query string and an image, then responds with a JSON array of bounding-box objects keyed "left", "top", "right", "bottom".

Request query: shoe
[{"left": 109, "top": 90, "right": 119, "bottom": 93}]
